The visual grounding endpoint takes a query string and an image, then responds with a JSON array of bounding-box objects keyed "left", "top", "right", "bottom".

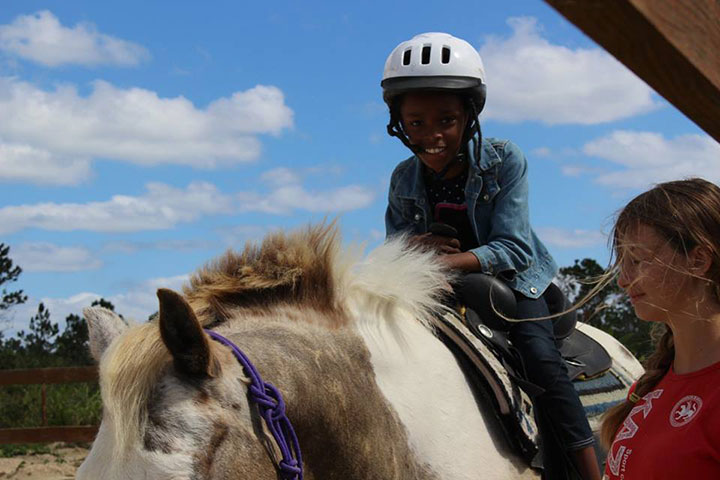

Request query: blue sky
[{"left": 1, "top": 1, "right": 718, "bottom": 331}]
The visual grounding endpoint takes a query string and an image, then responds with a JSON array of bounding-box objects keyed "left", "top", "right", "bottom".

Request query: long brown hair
[{"left": 601, "top": 177, "right": 720, "bottom": 447}]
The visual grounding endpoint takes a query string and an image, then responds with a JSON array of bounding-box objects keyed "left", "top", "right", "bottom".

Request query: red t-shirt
[{"left": 604, "top": 361, "right": 720, "bottom": 479}]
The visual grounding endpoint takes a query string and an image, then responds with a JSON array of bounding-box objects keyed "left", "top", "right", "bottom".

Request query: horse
[{"left": 77, "top": 224, "right": 643, "bottom": 480}]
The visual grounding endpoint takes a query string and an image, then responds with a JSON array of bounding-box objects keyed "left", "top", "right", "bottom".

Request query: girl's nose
[
  {"left": 617, "top": 273, "right": 627, "bottom": 290},
  {"left": 617, "top": 266, "right": 631, "bottom": 290}
]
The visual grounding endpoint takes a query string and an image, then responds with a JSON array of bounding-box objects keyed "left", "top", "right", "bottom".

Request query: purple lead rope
[{"left": 204, "top": 329, "right": 303, "bottom": 480}]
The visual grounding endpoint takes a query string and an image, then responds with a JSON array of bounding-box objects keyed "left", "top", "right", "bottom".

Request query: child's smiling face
[{"left": 399, "top": 92, "right": 468, "bottom": 174}]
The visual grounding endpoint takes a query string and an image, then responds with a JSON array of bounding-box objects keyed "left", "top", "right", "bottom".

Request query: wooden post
[
  {"left": 545, "top": 0, "right": 720, "bottom": 143},
  {"left": 41, "top": 384, "right": 47, "bottom": 426}
]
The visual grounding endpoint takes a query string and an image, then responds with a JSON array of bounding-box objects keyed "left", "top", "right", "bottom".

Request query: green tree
[
  {"left": 0, "top": 335, "right": 23, "bottom": 369},
  {"left": 2, "top": 298, "right": 121, "bottom": 368},
  {"left": 0, "top": 244, "right": 120, "bottom": 368},
  {"left": 16, "top": 303, "right": 59, "bottom": 364},
  {"left": 0, "top": 243, "right": 27, "bottom": 316},
  {"left": 54, "top": 313, "right": 91, "bottom": 365},
  {"left": 559, "top": 258, "right": 654, "bottom": 361}
]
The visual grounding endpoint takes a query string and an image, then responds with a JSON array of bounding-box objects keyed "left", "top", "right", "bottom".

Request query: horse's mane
[
  {"left": 183, "top": 223, "right": 349, "bottom": 327},
  {"left": 101, "top": 223, "right": 452, "bottom": 456}
]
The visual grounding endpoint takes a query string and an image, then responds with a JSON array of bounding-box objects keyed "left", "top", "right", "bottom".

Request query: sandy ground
[{"left": 0, "top": 444, "right": 88, "bottom": 479}]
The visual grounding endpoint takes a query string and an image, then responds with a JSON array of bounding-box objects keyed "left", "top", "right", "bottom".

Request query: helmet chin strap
[
  {"left": 386, "top": 123, "right": 422, "bottom": 154},
  {"left": 386, "top": 107, "right": 423, "bottom": 154},
  {"left": 387, "top": 119, "right": 463, "bottom": 180}
]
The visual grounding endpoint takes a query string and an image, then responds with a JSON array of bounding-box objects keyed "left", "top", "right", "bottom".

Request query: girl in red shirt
[{"left": 602, "top": 178, "right": 720, "bottom": 479}]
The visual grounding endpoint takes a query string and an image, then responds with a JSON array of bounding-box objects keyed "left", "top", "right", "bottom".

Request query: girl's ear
[{"left": 689, "top": 245, "right": 713, "bottom": 277}]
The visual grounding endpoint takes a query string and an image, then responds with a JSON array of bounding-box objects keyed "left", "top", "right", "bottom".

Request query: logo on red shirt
[{"left": 669, "top": 395, "right": 702, "bottom": 427}]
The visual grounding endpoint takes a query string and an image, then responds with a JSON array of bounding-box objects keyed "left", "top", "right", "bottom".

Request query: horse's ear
[
  {"left": 157, "top": 288, "right": 215, "bottom": 378},
  {"left": 84, "top": 306, "right": 129, "bottom": 362}
]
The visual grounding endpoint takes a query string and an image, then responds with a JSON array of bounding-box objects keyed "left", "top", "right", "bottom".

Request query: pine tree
[
  {"left": 0, "top": 243, "right": 27, "bottom": 316},
  {"left": 16, "top": 303, "right": 60, "bottom": 367}
]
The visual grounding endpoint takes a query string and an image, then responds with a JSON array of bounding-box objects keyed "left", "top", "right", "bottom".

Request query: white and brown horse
[{"left": 77, "top": 224, "right": 642, "bottom": 479}]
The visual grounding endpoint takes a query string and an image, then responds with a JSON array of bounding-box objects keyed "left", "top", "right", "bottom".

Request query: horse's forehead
[
  {"left": 151, "top": 357, "right": 248, "bottom": 411},
  {"left": 141, "top": 367, "right": 251, "bottom": 450}
]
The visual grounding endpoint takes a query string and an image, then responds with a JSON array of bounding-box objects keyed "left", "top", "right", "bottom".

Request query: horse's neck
[
  {"left": 231, "top": 312, "right": 536, "bottom": 480},
  {"left": 355, "top": 312, "right": 539, "bottom": 480},
  {"left": 229, "top": 317, "right": 439, "bottom": 480}
]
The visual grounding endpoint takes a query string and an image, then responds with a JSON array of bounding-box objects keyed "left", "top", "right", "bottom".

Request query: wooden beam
[
  {"left": 0, "top": 426, "right": 98, "bottom": 444},
  {"left": 0, "top": 366, "right": 98, "bottom": 386},
  {"left": 545, "top": 0, "right": 720, "bottom": 143}
]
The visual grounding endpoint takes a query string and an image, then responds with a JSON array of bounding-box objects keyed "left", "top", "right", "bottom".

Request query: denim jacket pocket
[
  {"left": 479, "top": 168, "right": 500, "bottom": 204},
  {"left": 400, "top": 197, "right": 426, "bottom": 232}
]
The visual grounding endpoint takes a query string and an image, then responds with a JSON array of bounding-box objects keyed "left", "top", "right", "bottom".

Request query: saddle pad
[
  {"left": 433, "top": 313, "right": 635, "bottom": 456},
  {"left": 433, "top": 313, "right": 539, "bottom": 452},
  {"left": 575, "top": 363, "right": 635, "bottom": 432}
]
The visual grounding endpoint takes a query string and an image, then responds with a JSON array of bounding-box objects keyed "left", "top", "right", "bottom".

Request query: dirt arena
[{"left": 0, "top": 444, "right": 87, "bottom": 479}]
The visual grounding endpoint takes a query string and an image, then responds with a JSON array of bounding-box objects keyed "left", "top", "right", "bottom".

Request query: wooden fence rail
[{"left": 0, "top": 366, "right": 99, "bottom": 444}]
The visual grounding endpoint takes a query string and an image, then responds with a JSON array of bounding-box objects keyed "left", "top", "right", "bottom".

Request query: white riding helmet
[
  {"left": 381, "top": 32, "right": 487, "bottom": 112},
  {"left": 381, "top": 33, "right": 487, "bottom": 159}
]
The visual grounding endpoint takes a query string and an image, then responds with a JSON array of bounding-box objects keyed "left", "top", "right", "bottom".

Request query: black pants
[{"left": 512, "top": 293, "right": 594, "bottom": 479}]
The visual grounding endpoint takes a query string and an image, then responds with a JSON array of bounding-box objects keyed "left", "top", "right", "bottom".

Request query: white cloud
[
  {"left": 532, "top": 147, "right": 551, "bottom": 158},
  {"left": 261, "top": 167, "right": 302, "bottom": 186},
  {"left": 12, "top": 242, "right": 102, "bottom": 272},
  {"left": 207, "top": 87, "right": 293, "bottom": 136},
  {"left": 107, "top": 274, "right": 190, "bottom": 321},
  {"left": 0, "top": 143, "right": 91, "bottom": 185},
  {"left": 0, "top": 182, "right": 235, "bottom": 234},
  {"left": 260, "top": 165, "right": 345, "bottom": 186},
  {"left": 0, "top": 178, "right": 375, "bottom": 234},
  {"left": 583, "top": 130, "right": 720, "bottom": 189},
  {"left": 536, "top": 227, "right": 607, "bottom": 248},
  {"left": 103, "top": 239, "right": 216, "bottom": 254},
  {"left": 0, "top": 77, "right": 294, "bottom": 180},
  {"left": 480, "top": 17, "right": 659, "bottom": 124},
  {"left": 238, "top": 184, "right": 375, "bottom": 215},
  {"left": 215, "top": 225, "right": 269, "bottom": 247},
  {"left": 0, "top": 10, "right": 150, "bottom": 67},
  {"left": 5, "top": 274, "right": 189, "bottom": 334},
  {"left": 561, "top": 164, "right": 604, "bottom": 177},
  {"left": 243, "top": 166, "right": 376, "bottom": 214},
  {"left": 4, "top": 292, "right": 101, "bottom": 336}
]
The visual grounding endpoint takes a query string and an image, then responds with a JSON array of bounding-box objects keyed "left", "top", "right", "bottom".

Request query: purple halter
[{"left": 204, "top": 329, "right": 303, "bottom": 480}]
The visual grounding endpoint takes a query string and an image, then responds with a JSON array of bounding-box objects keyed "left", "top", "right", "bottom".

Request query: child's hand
[
  {"left": 409, "top": 233, "right": 461, "bottom": 254},
  {"left": 438, "top": 251, "right": 482, "bottom": 271}
]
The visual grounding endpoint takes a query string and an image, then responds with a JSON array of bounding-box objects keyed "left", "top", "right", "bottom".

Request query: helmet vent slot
[
  {"left": 421, "top": 45, "right": 431, "bottom": 65},
  {"left": 402, "top": 49, "right": 412, "bottom": 66},
  {"left": 441, "top": 47, "right": 451, "bottom": 64}
]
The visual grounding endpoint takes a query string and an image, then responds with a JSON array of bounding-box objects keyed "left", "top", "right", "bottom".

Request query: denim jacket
[{"left": 385, "top": 136, "right": 557, "bottom": 299}]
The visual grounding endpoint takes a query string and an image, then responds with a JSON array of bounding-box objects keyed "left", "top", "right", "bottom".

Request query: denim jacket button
[
  {"left": 482, "top": 194, "right": 490, "bottom": 201},
  {"left": 530, "top": 286, "right": 538, "bottom": 294},
  {"left": 414, "top": 213, "right": 421, "bottom": 221}
]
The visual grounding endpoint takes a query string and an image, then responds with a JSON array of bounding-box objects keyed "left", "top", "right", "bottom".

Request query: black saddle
[
  {"left": 459, "top": 277, "right": 611, "bottom": 385},
  {"left": 429, "top": 221, "right": 612, "bottom": 384}
]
